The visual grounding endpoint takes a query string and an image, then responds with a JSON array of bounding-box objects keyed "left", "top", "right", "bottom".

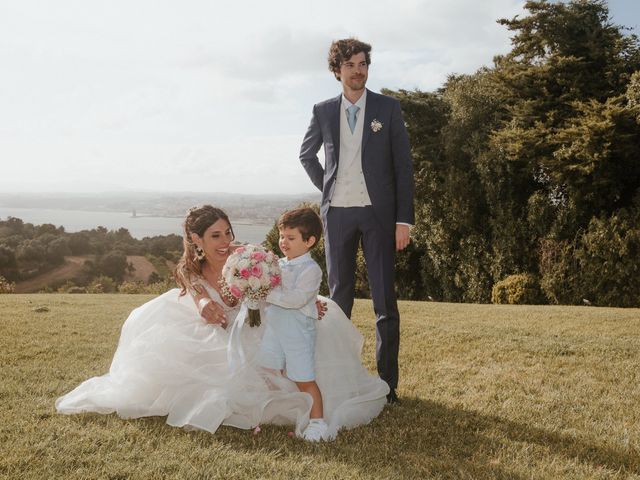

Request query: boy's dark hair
[
  {"left": 278, "top": 207, "right": 323, "bottom": 245},
  {"left": 328, "top": 38, "right": 372, "bottom": 81}
]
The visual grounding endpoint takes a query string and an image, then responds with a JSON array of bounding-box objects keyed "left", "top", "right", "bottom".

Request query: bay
[{"left": 0, "top": 207, "right": 272, "bottom": 244}]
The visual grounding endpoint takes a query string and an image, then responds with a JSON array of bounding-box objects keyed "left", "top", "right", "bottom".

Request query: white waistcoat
[{"left": 331, "top": 104, "right": 372, "bottom": 207}]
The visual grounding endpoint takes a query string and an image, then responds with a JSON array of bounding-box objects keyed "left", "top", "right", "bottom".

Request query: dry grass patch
[{"left": 1, "top": 295, "right": 639, "bottom": 479}]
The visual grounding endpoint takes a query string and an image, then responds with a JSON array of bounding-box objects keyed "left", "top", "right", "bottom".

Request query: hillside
[
  {"left": 14, "top": 255, "right": 169, "bottom": 292},
  {"left": 14, "top": 256, "right": 87, "bottom": 293}
]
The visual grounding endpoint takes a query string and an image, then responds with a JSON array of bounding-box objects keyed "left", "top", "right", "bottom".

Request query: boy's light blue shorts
[{"left": 257, "top": 306, "right": 316, "bottom": 382}]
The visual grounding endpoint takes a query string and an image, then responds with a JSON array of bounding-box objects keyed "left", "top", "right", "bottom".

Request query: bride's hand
[{"left": 198, "top": 298, "right": 228, "bottom": 328}]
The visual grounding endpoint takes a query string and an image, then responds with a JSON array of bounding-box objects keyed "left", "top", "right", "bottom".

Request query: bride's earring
[{"left": 194, "top": 245, "right": 205, "bottom": 261}]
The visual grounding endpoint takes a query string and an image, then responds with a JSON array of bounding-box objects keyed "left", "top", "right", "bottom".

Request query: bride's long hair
[{"left": 174, "top": 205, "right": 234, "bottom": 296}]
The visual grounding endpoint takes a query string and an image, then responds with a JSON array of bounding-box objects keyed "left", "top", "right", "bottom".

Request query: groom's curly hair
[{"left": 328, "top": 38, "right": 372, "bottom": 81}]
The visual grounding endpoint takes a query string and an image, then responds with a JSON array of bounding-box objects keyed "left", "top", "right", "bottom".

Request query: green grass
[{"left": 1, "top": 294, "right": 639, "bottom": 479}]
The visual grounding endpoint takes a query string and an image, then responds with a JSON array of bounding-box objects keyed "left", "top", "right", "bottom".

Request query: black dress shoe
[{"left": 386, "top": 389, "right": 399, "bottom": 404}]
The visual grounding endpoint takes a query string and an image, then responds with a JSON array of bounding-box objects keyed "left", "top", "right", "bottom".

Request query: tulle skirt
[{"left": 55, "top": 289, "right": 389, "bottom": 439}]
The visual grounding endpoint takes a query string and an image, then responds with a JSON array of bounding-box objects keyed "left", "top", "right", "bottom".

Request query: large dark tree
[{"left": 387, "top": 0, "right": 640, "bottom": 305}]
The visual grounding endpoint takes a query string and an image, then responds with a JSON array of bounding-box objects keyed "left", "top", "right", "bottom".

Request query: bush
[
  {"left": 541, "top": 204, "right": 640, "bottom": 307},
  {"left": 97, "top": 251, "right": 128, "bottom": 282},
  {"left": 144, "top": 277, "right": 176, "bottom": 295},
  {"left": 147, "top": 271, "right": 161, "bottom": 285},
  {"left": 67, "top": 286, "right": 87, "bottom": 294},
  {"left": 56, "top": 280, "right": 78, "bottom": 293},
  {"left": 118, "top": 281, "right": 146, "bottom": 294},
  {"left": 0, "top": 244, "right": 18, "bottom": 281},
  {"left": 87, "top": 275, "right": 117, "bottom": 293},
  {"left": 491, "top": 273, "right": 545, "bottom": 305},
  {"left": 0, "top": 275, "right": 15, "bottom": 293},
  {"left": 539, "top": 238, "right": 580, "bottom": 305},
  {"left": 145, "top": 254, "right": 171, "bottom": 278},
  {"left": 574, "top": 213, "right": 640, "bottom": 307}
]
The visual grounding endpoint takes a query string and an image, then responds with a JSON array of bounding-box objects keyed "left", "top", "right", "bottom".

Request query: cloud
[
  {"left": 16, "top": 0, "right": 633, "bottom": 194},
  {"left": 184, "top": 28, "right": 329, "bottom": 80}
]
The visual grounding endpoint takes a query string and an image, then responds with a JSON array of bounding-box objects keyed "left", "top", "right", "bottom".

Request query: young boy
[{"left": 257, "top": 207, "right": 327, "bottom": 441}]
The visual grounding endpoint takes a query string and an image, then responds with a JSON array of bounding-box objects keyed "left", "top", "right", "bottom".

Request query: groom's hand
[{"left": 395, "top": 224, "right": 411, "bottom": 251}]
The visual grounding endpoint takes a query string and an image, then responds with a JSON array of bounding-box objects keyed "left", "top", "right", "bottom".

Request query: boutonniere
[{"left": 370, "top": 119, "right": 383, "bottom": 132}]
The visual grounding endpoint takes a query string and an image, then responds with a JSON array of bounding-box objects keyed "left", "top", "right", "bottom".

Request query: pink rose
[
  {"left": 270, "top": 275, "right": 281, "bottom": 287},
  {"left": 251, "top": 264, "right": 263, "bottom": 277},
  {"left": 229, "top": 284, "right": 243, "bottom": 299},
  {"left": 251, "top": 251, "right": 267, "bottom": 261},
  {"left": 235, "top": 247, "right": 246, "bottom": 254},
  {"left": 240, "top": 268, "right": 251, "bottom": 279}
]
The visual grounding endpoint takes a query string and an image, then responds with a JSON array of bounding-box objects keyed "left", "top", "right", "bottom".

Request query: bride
[{"left": 56, "top": 205, "right": 389, "bottom": 440}]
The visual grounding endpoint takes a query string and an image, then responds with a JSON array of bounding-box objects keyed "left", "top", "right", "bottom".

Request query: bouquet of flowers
[{"left": 221, "top": 244, "right": 281, "bottom": 327}]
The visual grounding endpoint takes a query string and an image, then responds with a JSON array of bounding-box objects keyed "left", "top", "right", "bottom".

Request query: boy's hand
[{"left": 315, "top": 299, "right": 327, "bottom": 320}]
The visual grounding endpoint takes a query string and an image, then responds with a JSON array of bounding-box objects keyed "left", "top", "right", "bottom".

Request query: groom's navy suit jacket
[{"left": 299, "top": 89, "right": 414, "bottom": 229}]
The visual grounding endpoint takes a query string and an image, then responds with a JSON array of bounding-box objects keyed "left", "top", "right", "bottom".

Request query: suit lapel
[{"left": 362, "top": 89, "right": 379, "bottom": 153}]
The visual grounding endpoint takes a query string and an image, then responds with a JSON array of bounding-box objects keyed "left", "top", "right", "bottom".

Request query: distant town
[{"left": 0, "top": 191, "right": 322, "bottom": 225}]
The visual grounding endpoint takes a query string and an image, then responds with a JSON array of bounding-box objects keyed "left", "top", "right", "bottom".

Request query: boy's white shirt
[{"left": 266, "top": 252, "right": 322, "bottom": 319}]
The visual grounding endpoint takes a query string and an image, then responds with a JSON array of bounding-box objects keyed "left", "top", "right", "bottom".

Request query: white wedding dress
[{"left": 55, "top": 284, "right": 389, "bottom": 439}]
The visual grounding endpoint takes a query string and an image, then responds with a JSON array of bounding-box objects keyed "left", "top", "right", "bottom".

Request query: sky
[{"left": 1, "top": 0, "right": 638, "bottom": 195}]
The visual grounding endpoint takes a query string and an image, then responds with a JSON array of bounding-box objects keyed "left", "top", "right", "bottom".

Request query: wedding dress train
[{"left": 56, "top": 286, "right": 389, "bottom": 439}]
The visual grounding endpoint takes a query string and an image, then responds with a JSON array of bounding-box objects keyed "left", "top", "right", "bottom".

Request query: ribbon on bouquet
[{"left": 227, "top": 302, "right": 249, "bottom": 373}]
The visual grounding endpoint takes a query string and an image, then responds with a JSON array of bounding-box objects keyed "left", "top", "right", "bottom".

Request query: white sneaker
[{"left": 302, "top": 419, "right": 328, "bottom": 442}]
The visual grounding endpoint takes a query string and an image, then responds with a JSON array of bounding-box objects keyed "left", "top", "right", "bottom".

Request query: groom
[{"left": 299, "top": 38, "right": 414, "bottom": 403}]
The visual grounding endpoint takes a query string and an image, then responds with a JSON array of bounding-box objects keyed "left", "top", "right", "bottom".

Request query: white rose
[{"left": 248, "top": 276, "right": 261, "bottom": 290}]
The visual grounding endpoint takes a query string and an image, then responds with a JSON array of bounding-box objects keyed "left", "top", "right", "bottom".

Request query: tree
[
  {"left": 386, "top": 0, "right": 640, "bottom": 305},
  {"left": 97, "top": 250, "right": 128, "bottom": 282},
  {"left": 16, "top": 239, "right": 46, "bottom": 264},
  {"left": 494, "top": 0, "right": 640, "bottom": 226},
  {"left": 68, "top": 232, "right": 91, "bottom": 255},
  {"left": 46, "top": 237, "right": 70, "bottom": 265},
  {"left": 0, "top": 244, "right": 18, "bottom": 281}
]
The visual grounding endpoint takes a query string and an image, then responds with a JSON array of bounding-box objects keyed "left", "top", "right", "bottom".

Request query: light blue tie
[{"left": 346, "top": 105, "right": 359, "bottom": 133}]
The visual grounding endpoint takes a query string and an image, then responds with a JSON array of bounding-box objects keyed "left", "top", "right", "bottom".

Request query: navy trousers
[{"left": 324, "top": 206, "right": 400, "bottom": 389}]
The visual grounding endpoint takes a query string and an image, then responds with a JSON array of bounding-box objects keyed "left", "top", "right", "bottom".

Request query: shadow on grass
[
  {"left": 215, "top": 397, "right": 639, "bottom": 479},
  {"left": 403, "top": 398, "right": 640, "bottom": 478},
  {"left": 66, "top": 397, "right": 639, "bottom": 479}
]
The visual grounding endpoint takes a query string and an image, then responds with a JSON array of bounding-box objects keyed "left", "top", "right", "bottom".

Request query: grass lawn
[{"left": 1, "top": 294, "right": 639, "bottom": 479}]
